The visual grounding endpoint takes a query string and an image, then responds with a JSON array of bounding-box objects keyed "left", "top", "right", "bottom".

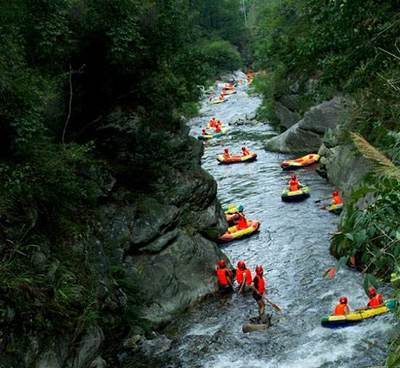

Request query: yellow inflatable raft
[
  {"left": 218, "top": 220, "right": 260, "bottom": 243},
  {"left": 321, "top": 299, "right": 397, "bottom": 328}
]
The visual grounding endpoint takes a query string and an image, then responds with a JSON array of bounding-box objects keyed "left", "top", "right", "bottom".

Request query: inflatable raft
[
  {"left": 281, "top": 154, "right": 320, "bottom": 170},
  {"left": 327, "top": 203, "right": 343, "bottom": 214},
  {"left": 198, "top": 128, "right": 227, "bottom": 140},
  {"left": 210, "top": 98, "right": 225, "bottom": 105},
  {"left": 223, "top": 89, "right": 236, "bottom": 95},
  {"left": 223, "top": 204, "right": 244, "bottom": 214},
  {"left": 217, "top": 152, "right": 257, "bottom": 164},
  {"left": 218, "top": 220, "right": 260, "bottom": 243},
  {"left": 281, "top": 186, "right": 310, "bottom": 202},
  {"left": 321, "top": 299, "right": 397, "bottom": 328}
]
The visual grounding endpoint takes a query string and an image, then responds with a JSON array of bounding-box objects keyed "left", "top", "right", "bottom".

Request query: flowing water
[{"left": 162, "top": 73, "right": 396, "bottom": 368}]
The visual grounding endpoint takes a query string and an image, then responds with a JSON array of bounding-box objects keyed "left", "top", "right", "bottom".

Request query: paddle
[
  {"left": 264, "top": 296, "right": 283, "bottom": 314},
  {"left": 315, "top": 197, "right": 331, "bottom": 203}
]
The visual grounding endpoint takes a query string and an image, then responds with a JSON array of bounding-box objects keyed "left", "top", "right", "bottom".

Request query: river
[{"left": 158, "top": 72, "right": 396, "bottom": 368}]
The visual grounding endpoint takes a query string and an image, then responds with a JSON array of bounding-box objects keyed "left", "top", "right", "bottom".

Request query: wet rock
[
  {"left": 139, "top": 335, "right": 172, "bottom": 357},
  {"left": 125, "top": 232, "right": 226, "bottom": 326},
  {"left": 273, "top": 100, "right": 301, "bottom": 129},
  {"left": 265, "top": 97, "right": 348, "bottom": 153},
  {"left": 140, "top": 229, "right": 180, "bottom": 253},
  {"left": 318, "top": 143, "right": 371, "bottom": 193},
  {"left": 89, "top": 357, "right": 107, "bottom": 368},
  {"left": 123, "top": 335, "right": 144, "bottom": 351},
  {"left": 70, "top": 326, "right": 104, "bottom": 368},
  {"left": 131, "top": 198, "right": 179, "bottom": 247},
  {"left": 242, "top": 323, "right": 269, "bottom": 333}
]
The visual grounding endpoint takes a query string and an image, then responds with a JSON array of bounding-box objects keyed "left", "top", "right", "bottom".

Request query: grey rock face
[
  {"left": 265, "top": 97, "right": 348, "bottom": 153},
  {"left": 318, "top": 143, "right": 371, "bottom": 193},
  {"left": 274, "top": 100, "right": 301, "bottom": 129},
  {"left": 124, "top": 232, "right": 226, "bottom": 326}
]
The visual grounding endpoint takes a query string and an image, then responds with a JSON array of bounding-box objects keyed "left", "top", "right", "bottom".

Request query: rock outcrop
[
  {"left": 265, "top": 97, "right": 348, "bottom": 153},
  {"left": 318, "top": 143, "right": 372, "bottom": 193}
]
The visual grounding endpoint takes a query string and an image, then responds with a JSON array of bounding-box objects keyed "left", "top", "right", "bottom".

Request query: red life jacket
[
  {"left": 216, "top": 268, "right": 229, "bottom": 286},
  {"left": 289, "top": 180, "right": 299, "bottom": 192},
  {"left": 334, "top": 303, "right": 348, "bottom": 316},
  {"left": 237, "top": 216, "right": 248, "bottom": 230},
  {"left": 368, "top": 294, "right": 383, "bottom": 308},
  {"left": 254, "top": 275, "right": 265, "bottom": 294},
  {"left": 236, "top": 268, "right": 252, "bottom": 285},
  {"left": 333, "top": 195, "right": 343, "bottom": 205}
]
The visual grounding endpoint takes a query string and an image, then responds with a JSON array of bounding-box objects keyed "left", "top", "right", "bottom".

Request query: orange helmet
[
  {"left": 237, "top": 260, "right": 245, "bottom": 269},
  {"left": 368, "top": 287, "right": 377, "bottom": 297},
  {"left": 339, "top": 296, "right": 348, "bottom": 304},
  {"left": 255, "top": 265, "right": 263, "bottom": 275},
  {"left": 217, "top": 259, "right": 226, "bottom": 268}
]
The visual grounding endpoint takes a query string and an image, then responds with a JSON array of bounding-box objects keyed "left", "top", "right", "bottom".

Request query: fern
[{"left": 351, "top": 132, "right": 400, "bottom": 179}]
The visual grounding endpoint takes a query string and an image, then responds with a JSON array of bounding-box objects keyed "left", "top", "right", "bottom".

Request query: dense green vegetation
[
  {"left": 251, "top": 0, "right": 400, "bottom": 364},
  {"left": 0, "top": 0, "right": 247, "bottom": 362}
]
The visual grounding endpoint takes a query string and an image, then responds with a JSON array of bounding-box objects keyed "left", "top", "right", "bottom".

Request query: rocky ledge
[{"left": 264, "top": 97, "right": 348, "bottom": 153}]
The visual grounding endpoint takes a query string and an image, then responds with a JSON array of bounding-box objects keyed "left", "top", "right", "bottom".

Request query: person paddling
[
  {"left": 215, "top": 124, "right": 222, "bottom": 133},
  {"left": 288, "top": 174, "right": 300, "bottom": 192},
  {"left": 332, "top": 191, "right": 343, "bottom": 205},
  {"left": 367, "top": 287, "right": 384, "bottom": 308},
  {"left": 241, "top": 146, "right": 250, "bottom": 156},
  {"left": 236, "top": 261, "right": 252, "bottom": 294},
  {"left": 236, "top": 212, "right": 248, "bottom": 230},
  {"left": 223, "top": 148, "right": 230, "bottom": 160},
  {"left": 202, "top": 128, "right": 207, "bottom": 136},
  {"left": 216, "top": 259, "right": 233, "bottom": 293},
  {"left": 252, "top": 265, "right": 266, "bottom": 322},
  {"left": 333, "top": 296, "right": 350, "bottom": 316}
]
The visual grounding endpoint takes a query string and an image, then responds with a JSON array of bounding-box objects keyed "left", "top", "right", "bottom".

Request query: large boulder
[
  {"left": 124, "top": 231, "right": 226, "bottom": 326},
  {"left": 273, "top": 101, "right": 301, "bottom": 129},
  {"left": 318, "top": 143, "right": 372, "bottom": 193},
  {"left": 265, "top": 97, "right": 348, "bottom": 153}
]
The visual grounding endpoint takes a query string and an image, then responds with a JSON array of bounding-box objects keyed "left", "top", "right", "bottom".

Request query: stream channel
[{"left": 160, "top": 72, "right": 396, "bottom": 368}]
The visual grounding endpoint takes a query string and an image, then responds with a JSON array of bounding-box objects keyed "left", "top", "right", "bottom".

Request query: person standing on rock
[
  {"left": 252, "top": 265, "right": 266, "bottom": 322},
  {"left": 236, "top": 261, "right": 252, "bottom": 294},
  {"left": 216, "top": 259, "right": 233, "bottom": 293}
]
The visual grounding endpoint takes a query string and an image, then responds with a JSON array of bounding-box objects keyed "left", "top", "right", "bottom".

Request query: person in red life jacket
[
  {"left": 367, "top": 287, "right": 384, "bottom": 308},
  {"left": 209, "top": 117, "right": 217, "bottom": 128},
  {"left": 288, "top": 174, "right": 300, "bottom": 192},
  {"left": 333, "top": 296, "right": 350, "bottom": 316},
  {"left": 236, "top": 212, "right": 248, "bottom": 230},
  {"left": 201, "top": 128, "right": 207, "bottom": 136},
  {"left": 223, "top": 148, "right": 230, "bottom": 160},
  {"left": 331, "top": 191, "right": 343, "bottom": 205},
  {"left": 215, "top": 259, "right": 233, "bottom": 292},
  {"left": 215, "top": 124, "right": 222, "bottom": 133},
  {"left": 252, "top": 265, "right": 266, "bottom": 321},
  {"left": 241, "top": 146, "right": 250, "bottom": 156},
  {"left": 236, "top": 261, "right": 252, "bottom": 294}
]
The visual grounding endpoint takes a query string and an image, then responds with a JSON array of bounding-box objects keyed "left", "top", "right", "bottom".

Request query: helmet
[
  {"left": 368, "top": 287, "right": 376, "bottom": 297},
  {"left": 291, "top": 175, "right": 297, "bottom": 180},
  {"left": 255, "top": 265, "right": 263, "bottom": 275},
  {"left": 339, "top": 296, "right": 348, "bottom": 304},
  {"left": 237, "top": 260, "right": 245, "bottom": 269},
  {"left": 333, "top": 191, "right": 338, "bottom": 196},
  {"left": 217, "top": 259, "right": 226, "bottom": 268}
]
